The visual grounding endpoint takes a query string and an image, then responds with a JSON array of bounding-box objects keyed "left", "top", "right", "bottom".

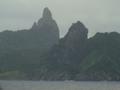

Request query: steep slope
[{"left": 76, "top": 32, "right": 120, "bottom": 80}]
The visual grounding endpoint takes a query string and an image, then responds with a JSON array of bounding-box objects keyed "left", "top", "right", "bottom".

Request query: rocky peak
[
  {"left": 37, "top": 7, "right": 54, "bottom": 26},
  {"left": 31, "top": 7, "right": 59, "bottom": 45},
  {"left": 42, "top": 7, "right": 52, "bottom": 20},
  {"left": 64, "top": 21, "right": 88, "bottom": 46}
]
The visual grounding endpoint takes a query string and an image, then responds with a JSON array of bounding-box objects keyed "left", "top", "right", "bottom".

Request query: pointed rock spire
[
  {"left": 42, "top": 7, "right": 52, "bottom": 20},
  {"left": 31, "top": 7, "right": 59, "bottom": 46},
  {"left": 37, "top": 7, "right": 54, "bottom": 26}
]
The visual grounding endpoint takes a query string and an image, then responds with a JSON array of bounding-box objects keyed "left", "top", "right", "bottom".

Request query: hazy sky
[{"left": 0, "top": 0, "right": 120, "bottom": 37}]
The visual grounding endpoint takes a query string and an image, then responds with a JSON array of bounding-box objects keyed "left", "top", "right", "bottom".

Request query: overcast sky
[{"left": 0, "top": 0, "right": 120, "bottom": 37}]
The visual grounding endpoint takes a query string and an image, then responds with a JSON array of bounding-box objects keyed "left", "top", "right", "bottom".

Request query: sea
[{"left": 0, "top": 80, "right": 120, "bottom": 90}]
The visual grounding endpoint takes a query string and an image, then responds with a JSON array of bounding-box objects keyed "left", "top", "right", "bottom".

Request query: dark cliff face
[
  {"left": 63, "top": 21, "right": 88, "bottom": 48},
  {"left": 65, "top": 21, "right": 88, "bottom": 40}
]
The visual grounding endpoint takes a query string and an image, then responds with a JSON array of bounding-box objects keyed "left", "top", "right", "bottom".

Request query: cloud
[{"left": 0, "top": 0, "right": 120, "bottom": 37}]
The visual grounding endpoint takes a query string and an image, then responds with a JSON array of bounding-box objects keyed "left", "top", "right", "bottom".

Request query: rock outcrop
[
  {"left": 31, "top": 7, "right": 59, "bottom": 46},
  {"left": 63, "top": 21, "right": 88, "bottom": 48}
]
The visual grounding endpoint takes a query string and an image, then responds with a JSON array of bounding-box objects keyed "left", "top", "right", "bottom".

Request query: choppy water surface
[{"left": 0, "top": 80, "right": 120, "bottom": 90}]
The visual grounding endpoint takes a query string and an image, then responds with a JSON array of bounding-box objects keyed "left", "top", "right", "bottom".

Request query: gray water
[{"left": 0, "top": 80, "right": 120, "bottom": 90}]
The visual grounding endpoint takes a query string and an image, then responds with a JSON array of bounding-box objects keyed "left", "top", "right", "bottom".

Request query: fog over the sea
[{"left": 0, "top": 0, "right": 120, "bottom": 37}]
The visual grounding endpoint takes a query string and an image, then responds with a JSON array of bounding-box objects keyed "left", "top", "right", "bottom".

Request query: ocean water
[{"left": 0, "top": 80, "right": 120, "bottom": 90}]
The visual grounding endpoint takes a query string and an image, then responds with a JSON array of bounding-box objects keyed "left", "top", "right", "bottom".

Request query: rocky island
[{"left": 0, "top": 8, "right": 120, "bottom": 81}]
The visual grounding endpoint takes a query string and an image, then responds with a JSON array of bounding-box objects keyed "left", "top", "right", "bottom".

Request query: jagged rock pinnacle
[
  {"left": 31, "top": 7, "right": 59, "bottom": 45},
  {"left": 37, "top": 7, "right": 55, "bottom": 26},
  {"left": 42, "top": 7, "right": 52, "bottom": 20}
]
